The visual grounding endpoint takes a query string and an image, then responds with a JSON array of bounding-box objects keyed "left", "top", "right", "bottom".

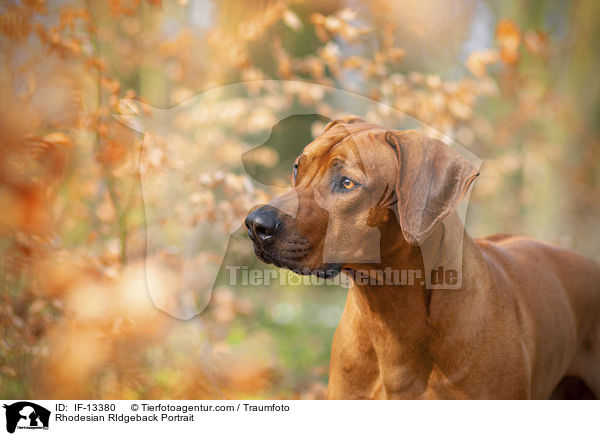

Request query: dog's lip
[
  {"left": 251, "top": 242, "right": 341, "bottom": 278},
  {"left": 249, "top": 232, "right": 309, "bottom": 259},
  {"left": 291, "top": 263, "right": 342, "bottom": 279},
  {"left": 248, "top": 229, "right": 338, "bottom": 278},
  {"left": 253, "top": 245, "right": 274, "bottom": 265}
]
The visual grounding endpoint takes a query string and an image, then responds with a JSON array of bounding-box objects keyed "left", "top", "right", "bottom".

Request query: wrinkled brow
[
  {"left": 295, "top": 124, "right": 382, "bottom": 183},
  {"left": 329, "top": 158, "right": 344, "bottom": 169}
]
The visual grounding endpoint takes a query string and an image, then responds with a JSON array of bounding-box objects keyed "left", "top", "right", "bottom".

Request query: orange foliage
[{"left": 0, "top": 1, "right": 595, "bottom": 400}]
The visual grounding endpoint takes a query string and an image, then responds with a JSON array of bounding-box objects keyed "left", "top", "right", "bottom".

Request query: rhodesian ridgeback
[{"left": 245, "top": 117, "right": 600, "bottom": 399}]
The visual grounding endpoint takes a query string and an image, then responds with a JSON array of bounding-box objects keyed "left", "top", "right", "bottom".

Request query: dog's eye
[
  {"left": 341, "top": 178, "right": 356, "bottom": 190},
  {"left": 332, "top": 176, "right": 359, "bottom": 193}
]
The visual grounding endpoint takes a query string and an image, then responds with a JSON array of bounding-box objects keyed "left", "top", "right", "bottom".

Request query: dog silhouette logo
[
  {"left": 3, "top": 402, "right": 50, "bottom": 433},
  {"left": 113, "top": 81, "right": 481, "bottom": 319}
]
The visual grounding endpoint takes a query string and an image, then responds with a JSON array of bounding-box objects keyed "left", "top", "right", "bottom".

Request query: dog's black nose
[{"left": 245, "top": 205, "right": 281, "bottom": 242}]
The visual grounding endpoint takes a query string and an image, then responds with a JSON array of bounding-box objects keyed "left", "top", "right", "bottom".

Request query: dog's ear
[{"left": 385, "top": 130, "right": 479, "bottom": 246}]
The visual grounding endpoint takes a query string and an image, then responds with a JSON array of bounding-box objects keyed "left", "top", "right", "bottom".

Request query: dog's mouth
[{"left": 249, "top": 234, "right": 342, "bottom": 279}]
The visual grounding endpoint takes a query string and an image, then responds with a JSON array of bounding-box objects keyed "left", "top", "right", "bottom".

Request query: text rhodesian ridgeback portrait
[{"left": 245, "top": 117, "right": 600, "bottom": 399}]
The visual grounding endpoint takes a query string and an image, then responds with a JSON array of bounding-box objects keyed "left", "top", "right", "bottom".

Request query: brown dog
[{"left": 245, "top": 117, "right": 600, "bottom": 399}]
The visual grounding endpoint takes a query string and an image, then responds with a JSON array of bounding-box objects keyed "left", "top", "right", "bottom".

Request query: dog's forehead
[
  {"left": 293, "top": 122, "right": 398, "bottom": 186},
  {"left": 302, "top": 122, "right": 388, "bottom": 162}
]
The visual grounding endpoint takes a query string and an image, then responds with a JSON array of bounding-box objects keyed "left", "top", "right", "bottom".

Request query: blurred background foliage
[{"left": 0, "top": 0, "right": 599, "bottom": 399}]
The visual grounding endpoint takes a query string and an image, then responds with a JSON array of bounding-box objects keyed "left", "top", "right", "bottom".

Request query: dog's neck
[{"left": 345, "top": 215, "right": 492, "bottom": 396}]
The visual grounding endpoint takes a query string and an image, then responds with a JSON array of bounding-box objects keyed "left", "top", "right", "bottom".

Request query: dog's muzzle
[{"left": 245, "top": 205, "right": 341, "bottom": 278}]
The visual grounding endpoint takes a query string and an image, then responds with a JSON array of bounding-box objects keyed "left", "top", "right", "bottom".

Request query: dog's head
[{"left": 245, "top": 117, "right": 478, "bottom": 278}]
